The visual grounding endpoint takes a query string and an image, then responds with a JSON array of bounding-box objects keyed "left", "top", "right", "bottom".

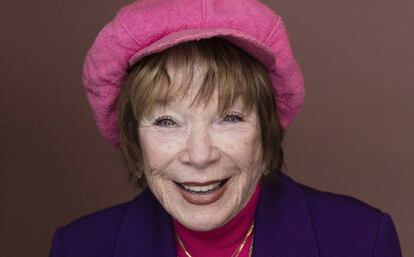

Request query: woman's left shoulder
[
  {"left": 299, "top": 181, "right": 384, "bottom": 218},
  {"left": 291, "top": 177, "right": 402, "bottom": 256},
  {"left": 279, "top": 173, "right": 387, "bottom": 220}
]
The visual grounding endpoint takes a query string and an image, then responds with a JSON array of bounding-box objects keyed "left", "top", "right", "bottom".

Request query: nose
[{"left": 179, "top": 126, "right": 220, "bottom": 169}]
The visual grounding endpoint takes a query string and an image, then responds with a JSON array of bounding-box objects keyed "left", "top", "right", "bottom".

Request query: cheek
[
  {"left": 139, "top": 129, "right": 184, "bottom": 169},
  {"left": 217, "top": 130, "right": 262, "bottom": 166}
]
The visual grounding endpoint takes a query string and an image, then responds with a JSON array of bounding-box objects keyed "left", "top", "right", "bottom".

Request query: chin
[{"left": 174, "top": 205, "right": 233, "bottom": 231}]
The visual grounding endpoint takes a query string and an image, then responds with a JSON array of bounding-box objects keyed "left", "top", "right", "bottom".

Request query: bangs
[{"left": 128, "top": 38, "right": 267, "bottom": 120}]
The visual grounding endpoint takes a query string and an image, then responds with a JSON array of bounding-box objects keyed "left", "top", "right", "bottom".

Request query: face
[{"left": 138, "top": 63, "right": 263, "bottom": 231}]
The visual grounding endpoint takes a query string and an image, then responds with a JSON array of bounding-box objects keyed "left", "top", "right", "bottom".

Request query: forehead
[
  {"left": 153, "top": 90, "right": 247, "bottom": 114},
  {"left": 130, "top": 38, "right": 264, "bottom": 120},
  {"left": 147, "top": 57, "right": 207, "bottom": 108},
  {"left": 163, "top": 57, "right": 208, "bottom": 102},
  {"left": 145, "top": 60, "right": 253, "bottom": 117}
]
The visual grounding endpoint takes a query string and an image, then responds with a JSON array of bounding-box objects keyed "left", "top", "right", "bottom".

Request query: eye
[
  {"left": 223, "top": 113, "right": 244, "bottom": 123},
  {"left": 154, "top": 116, "right": 178, "bottom": 127}
]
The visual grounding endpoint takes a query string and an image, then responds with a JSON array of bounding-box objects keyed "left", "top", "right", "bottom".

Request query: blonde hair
[{"left": 117, "top": 37, "right": 284, "bottom": 189}]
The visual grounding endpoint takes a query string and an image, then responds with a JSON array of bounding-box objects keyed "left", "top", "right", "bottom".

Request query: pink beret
[{"left": 82, "top": 0, "right": 305, "bottom": 148}]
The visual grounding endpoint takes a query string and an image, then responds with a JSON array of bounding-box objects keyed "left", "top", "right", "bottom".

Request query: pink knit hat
[{"left": 82, "top": 0, "right": 304, "bottom": 147}]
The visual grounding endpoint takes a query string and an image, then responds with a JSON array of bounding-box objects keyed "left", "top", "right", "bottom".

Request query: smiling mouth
[
  {"left": 174, "top": 178, "right": 230, "bottom": 194},
  {"left": 174, "top": 178, "right": 231, "bottom": 205}
]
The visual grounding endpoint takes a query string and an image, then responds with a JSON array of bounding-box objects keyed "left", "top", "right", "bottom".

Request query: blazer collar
[{"left": 113, "top": 173, "right": 319, "bottom": 257}]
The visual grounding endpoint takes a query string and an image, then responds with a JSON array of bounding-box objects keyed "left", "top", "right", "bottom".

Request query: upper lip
[{"left": 175, "top": 177, "right": 230, "bottom": 186}]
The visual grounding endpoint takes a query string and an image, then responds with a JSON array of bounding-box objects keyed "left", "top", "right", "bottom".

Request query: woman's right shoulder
[
  {"left": 49, "top": 198, "right": 135, "bottom": 257},
  {"left": 64, "top": 200, "right": 131, "bottom": 231}
]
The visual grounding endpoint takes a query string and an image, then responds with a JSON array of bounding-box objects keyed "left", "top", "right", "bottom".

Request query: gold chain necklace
[{"left": 176, "top": 221, "right": 255, "bottom": 257}]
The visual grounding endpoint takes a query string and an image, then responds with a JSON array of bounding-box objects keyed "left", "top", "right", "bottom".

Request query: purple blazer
[{"left": 49, "top": 173, "right": 402, "bottom": 257}]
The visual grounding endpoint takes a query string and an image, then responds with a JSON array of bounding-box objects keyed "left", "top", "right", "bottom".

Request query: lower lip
[{"left": 177, "top": 181, "right": 228, "bottom": 206}]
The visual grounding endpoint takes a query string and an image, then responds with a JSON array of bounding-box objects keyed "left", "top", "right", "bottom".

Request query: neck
[{"left": 172, "top": 179, "right": 262, "bottom": 257}]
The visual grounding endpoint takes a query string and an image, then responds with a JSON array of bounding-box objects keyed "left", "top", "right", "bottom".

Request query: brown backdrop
[{"left": 1, "top": 0, "right": 413, "bottom": 256}]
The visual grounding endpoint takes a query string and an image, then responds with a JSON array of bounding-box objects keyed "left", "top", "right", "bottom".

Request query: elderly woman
[{"left": 49, "top": 0, "right": 402, "bottom": 256}]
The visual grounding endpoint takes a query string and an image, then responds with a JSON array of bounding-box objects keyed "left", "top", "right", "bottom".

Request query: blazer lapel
[
  {"left": 252, "top": 173, "right": 320, "bottom": 257},
  {"left": 113, "top": 189, "right": 176, "bottom": 257}
]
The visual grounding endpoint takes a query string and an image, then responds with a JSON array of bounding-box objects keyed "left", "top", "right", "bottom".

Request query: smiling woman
[
  {"left": 48, "top": 0, "right": 402, "bottom": 256},
  {"left": 116, "top": 38, "right": 282, "bottom": 232},
  {"left": 120, "top": 38, "right": 268, "bottom": 231},
  {"left": 117, "top": 38, "right": 283, "bottom": 192}
]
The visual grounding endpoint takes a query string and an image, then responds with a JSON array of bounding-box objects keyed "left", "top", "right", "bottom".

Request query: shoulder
[
  {"left": 300, "top": 181, "right": 385, "bottom": 223},
  {"left": 61, "top": 200, "right": 131, "bottom": 236},
  {"left": 278, "top": 173, "right": 386, "bottom": 224},
  {"left": 285, "top": 175, "right": 402, "bottom": 256},
  {"left": 49, "top": 199, "right": 133, "bottom": 257},
  {"left": 49, "top": 189, "right": 173, "bottom": 257}
]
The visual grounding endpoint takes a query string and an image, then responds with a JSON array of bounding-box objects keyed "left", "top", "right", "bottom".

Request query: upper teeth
[{"left": 182, "top": 182, "right": 221, "bottom": 193}]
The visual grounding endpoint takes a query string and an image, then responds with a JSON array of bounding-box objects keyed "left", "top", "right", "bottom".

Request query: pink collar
[{"left": 172, "top": 180, "right": 262, "bottom": 257}]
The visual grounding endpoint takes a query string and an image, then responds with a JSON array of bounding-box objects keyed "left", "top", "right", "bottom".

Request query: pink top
[{"left": 172, "top": 180, "right": 262, "bottom": 257}]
